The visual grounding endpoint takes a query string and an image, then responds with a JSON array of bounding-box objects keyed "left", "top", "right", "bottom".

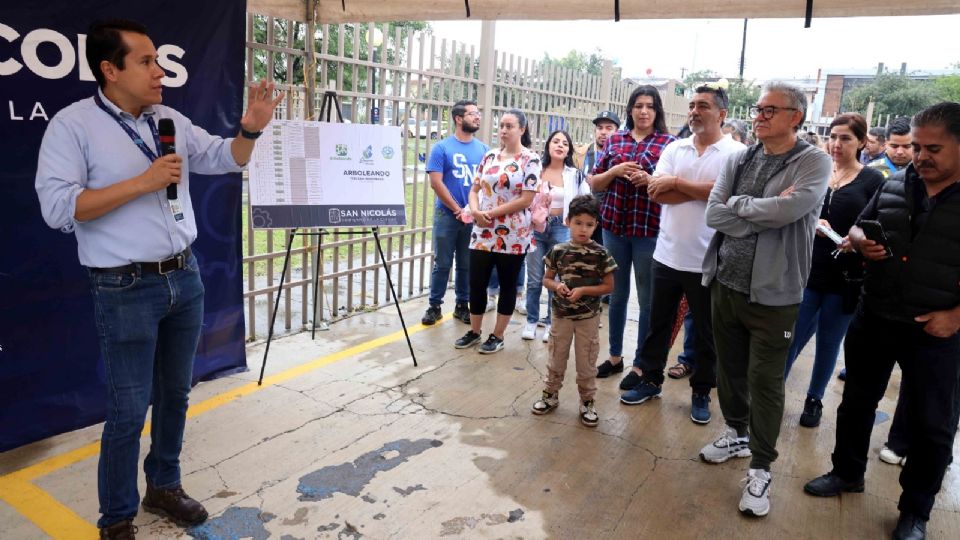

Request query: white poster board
[{"left": 248, "top": 120, "right": 406, "bottom": 228}]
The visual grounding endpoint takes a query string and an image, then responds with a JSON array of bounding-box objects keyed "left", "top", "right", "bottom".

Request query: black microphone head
[{"left": 158, "top": 118, "right": 176, "bottom": 137}]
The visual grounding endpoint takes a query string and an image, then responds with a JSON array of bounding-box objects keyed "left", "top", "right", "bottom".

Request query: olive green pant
[{"left": 711, "top": 283, "right": 799, "bottom": 470}]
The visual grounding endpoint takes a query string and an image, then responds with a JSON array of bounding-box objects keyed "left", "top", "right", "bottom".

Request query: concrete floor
[{"left": 1, "top": 296, "right": 959, "bottom": 539}]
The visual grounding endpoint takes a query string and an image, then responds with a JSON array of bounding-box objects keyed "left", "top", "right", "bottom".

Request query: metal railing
[{"left": 241, "top": 15, "right": 665, "bottom": 341}]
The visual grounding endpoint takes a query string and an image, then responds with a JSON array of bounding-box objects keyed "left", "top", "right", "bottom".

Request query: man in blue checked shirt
[{"left": 35, "top": 19, "right": 282, "bottom": 539}]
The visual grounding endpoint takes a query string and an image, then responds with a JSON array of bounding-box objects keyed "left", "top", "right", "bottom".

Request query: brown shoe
[
  {"left": 99, "top": 520, "right": 137, "bottom": 539},
  {"left": 142, "top": 483, "right": 208, "bottom": 526}
]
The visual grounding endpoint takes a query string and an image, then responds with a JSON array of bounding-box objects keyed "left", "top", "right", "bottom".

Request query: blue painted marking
[
  {"left": 186, "top": 507, "right": 275, "bottom": 540},
  {"left": 297, "top": 439, "right": 443, "bottom": 502}
]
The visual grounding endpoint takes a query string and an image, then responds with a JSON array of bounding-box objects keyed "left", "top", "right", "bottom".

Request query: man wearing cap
[{"left": 575, "top": 110, "right": 621, "bottom": 245}]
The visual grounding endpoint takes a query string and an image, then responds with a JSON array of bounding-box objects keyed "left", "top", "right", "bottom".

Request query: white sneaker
[
  {"left": 485, "top": 295, "right": 496, "bottom": 313},
  {"left": 521, "top": 322, "right": 537, "bottom": 340},
  {"left": 515, "top": 293, "right": 527, "bottom": 315},
  {"left": 541, "top": 324, "right": 551, "bottom": 342},
  {"left": 879, "top": 445, "right": 907, "bottom": 466},
  {"left": 739, "top": 468, "right": 772, "bottom": 517},
  {"left": 699, "top": 426, "right": 752, "bottom": 464}
]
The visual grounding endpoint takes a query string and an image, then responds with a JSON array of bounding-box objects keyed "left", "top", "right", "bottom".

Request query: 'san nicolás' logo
[{"left": 381, "top": 146, "right": 395, "bottom": 159}]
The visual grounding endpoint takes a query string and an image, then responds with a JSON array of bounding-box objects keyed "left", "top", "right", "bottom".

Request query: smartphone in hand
[{"left": 859, "top": 219, "right": 892, "bottom": 257}]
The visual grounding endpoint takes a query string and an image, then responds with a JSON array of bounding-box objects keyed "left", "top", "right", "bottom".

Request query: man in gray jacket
[{"left": 697, "top": 82, "right": 831, "bottom": 518}]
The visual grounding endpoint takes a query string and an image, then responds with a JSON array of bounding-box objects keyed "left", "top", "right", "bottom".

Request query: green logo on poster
[
  {"left": 382, "top": 146, "right": 395, "bottom": 159},
  {"left": 336, "top": 144, "right": 348, "bottom": 157},
  {"left": 362, "top": 145, "right": 374, "bottom": 160}
]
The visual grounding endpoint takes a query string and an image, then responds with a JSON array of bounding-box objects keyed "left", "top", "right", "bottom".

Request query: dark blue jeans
[
  {"left": 784, "top": 287, "right": 855, "bottom": 400},
  {"left": 90, "top": 254, "right": 205, "bottom": 527},
  {"left": 525, "top": 216, "right": 570, "bottom": 325},
  {"left": 428, "top": 211, "right": 472, "bottom": 306},
  {"left": 602, "top": 230, "right": 656, "bottom": 364}
]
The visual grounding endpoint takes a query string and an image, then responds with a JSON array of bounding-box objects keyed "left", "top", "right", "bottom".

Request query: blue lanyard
[{"left": 93, "top": 94, "right": 160, "bottom": 163}]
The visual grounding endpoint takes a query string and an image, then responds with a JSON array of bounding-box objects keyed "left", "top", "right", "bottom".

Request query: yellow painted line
[
  {"left": 0, "top": 317, "right": 441, "bottom": 538},
  {"left": 0, "top": 478, "right": 98, "bottom": 539}
]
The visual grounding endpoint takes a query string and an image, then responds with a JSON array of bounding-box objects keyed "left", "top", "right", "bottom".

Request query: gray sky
[{"left": 430, "top": 16, "right": 960, "bottom": 81}]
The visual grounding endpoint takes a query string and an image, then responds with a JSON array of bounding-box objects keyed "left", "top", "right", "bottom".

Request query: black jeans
[
  {"left": 832, "top": 307, "right": 960, "bottom": 519},
  {"left": 469, "top": 249, "right": 525, "bottom": 315},
  {"left": 638, "top": 261, "right": 716, "bottom": 394}
]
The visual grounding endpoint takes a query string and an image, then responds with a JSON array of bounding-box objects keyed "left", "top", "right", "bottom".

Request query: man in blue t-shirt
[{"left": 421, "top": 100, "right": 489, "bottom": 325}]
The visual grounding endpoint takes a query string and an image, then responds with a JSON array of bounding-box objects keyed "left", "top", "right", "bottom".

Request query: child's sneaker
[
  {"left": 485, "top": 295, "right": 497, "bottom": 313},
  {"left": 739, "top": 468, "right": 772, "bottom": 517},
  {"left": 699, "top": 426, "right": 752, "bottom": 463},
  {"left": 531, "top": 391, "right": 559, "bottom": 415},
  {"left": 541, "top": 324, "right": 551, "bottom": 342},
  {"left": 580, "top": 400, "right": 599, "bottom": 427}
]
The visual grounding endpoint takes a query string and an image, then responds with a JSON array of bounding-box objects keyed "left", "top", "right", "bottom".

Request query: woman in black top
[{"left": 784, "top": 113, "right": 884, "bottom": 428}]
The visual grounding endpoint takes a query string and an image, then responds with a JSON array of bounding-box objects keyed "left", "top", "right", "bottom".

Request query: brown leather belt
[{"left": 90, "top": 247, "right": 191, "bottom": 275}]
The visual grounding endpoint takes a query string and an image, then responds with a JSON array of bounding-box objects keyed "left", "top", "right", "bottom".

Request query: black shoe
[
  {"left": 892, "top": 512, "right": 927, "bottom": 540},
  {"left": 100, "top": 520, "right": 137, "bottom": 540},
  {"left": 478, "top": 334, "right": 505, "bottom": 354},
  {"left": 596, "top": 359, "right": 624, "bottom": 378},
  {"left": 803, "top": 472, "right": 865, "bottom": 497},
  {"left": 142, "top": 483, "right": 208, "bottom": 526},
  {"left": 619, "top": 370, "right": 642, "bottom": 390},
  {"left": 453, "top": 302, "right": 471, "bottom": 324},
  {"left": 454, "top": 330, "right": 482, "bottom": 349},
  {"left": 837, "top": 367, "right": 847, "bottom": 381},
  {"left": 421, "top": 305, "right": 442, "bottom": 325},
  {"left": 799, "top": 397, "right": 823, "bottom": 428}
]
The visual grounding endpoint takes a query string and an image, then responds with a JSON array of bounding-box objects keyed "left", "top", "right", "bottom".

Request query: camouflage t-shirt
[{"left": 544, "top": 241, "right": 618, "bottom": 320}]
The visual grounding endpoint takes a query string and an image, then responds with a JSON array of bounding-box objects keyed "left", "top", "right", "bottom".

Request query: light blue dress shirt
[{"left": 35, "top": 88, "right": 243, "bottom": 268}]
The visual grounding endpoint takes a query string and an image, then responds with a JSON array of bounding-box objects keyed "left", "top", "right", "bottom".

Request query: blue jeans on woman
[
  {"left": 784, "top": 287, "right": 855, "bottom": 400},
  {"left": 602, "top": 231, "right": 656, "bottom": 367},
  {"left": 90, "top": 253, "right": 205, "bottom": 527},
  {"left": 526, "top": 215, "right": 570, "bottom": 325}
]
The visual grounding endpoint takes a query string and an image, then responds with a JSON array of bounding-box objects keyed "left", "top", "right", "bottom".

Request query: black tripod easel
[{"left": 257, "top": 91, "right": 417, "bottom": 386}]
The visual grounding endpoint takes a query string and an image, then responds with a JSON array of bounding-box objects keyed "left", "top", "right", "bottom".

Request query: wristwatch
[{"left": 240, "top": 127, "right": 262, "bottom": 140}]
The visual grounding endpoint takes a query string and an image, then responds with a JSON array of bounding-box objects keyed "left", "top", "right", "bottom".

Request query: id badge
[{"left": 169, "top": 198, "right": 185, "bottom": 222}]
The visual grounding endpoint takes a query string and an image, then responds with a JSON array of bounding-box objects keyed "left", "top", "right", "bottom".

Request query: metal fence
[{"left": 242, "top": 15, "right": 663, "bottom": 341}]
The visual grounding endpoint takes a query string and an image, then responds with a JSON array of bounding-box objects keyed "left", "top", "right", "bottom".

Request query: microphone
[{"left": 158, "top": 118, "right": 177, "bottom": 200}]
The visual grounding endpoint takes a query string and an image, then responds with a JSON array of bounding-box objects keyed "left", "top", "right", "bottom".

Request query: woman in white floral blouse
[{"left": 454, "top": 109, "right": 541, "bottom": 354}]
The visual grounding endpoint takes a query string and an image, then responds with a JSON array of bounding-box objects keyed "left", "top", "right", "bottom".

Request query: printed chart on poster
[{"left": 248, "top": 120, "right": 406, "bottom": 228}]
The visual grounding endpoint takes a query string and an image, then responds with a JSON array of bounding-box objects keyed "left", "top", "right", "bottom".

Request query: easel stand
[
  {"left": 258, "top": 228, "right": 418, "bottom": 385},
  {"left": 256, "top": 90, "right": 417, "bottom": 385}
]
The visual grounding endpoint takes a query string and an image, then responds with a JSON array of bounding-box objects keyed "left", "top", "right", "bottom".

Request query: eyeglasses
[
  {"left": 464, "top": 111, "right": 482, "bottom": 118},
  {"left": 749, "top": 105, "right": 799, "bottom": 120}
]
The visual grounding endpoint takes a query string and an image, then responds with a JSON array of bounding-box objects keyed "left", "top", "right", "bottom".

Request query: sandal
[{"left": 667, "top": 362, "right": 693, "bottom": 379}]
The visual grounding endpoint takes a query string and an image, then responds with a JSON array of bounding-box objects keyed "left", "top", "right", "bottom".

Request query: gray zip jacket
[{"left": 702, "top": 140, "right": 831, "bottom": 306}]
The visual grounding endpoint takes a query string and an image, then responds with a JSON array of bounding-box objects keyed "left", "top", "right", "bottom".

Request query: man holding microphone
[{"left": 35, "top": 19, "right": 282, "bottom": 539}]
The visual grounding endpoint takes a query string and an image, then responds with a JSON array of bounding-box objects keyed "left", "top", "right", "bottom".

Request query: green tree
[
  {"left": 250, "top": 17, "right": 429, "bottom": 91},
  {"left": 727, "top": 79, "right": 761, "bottom": 118},
  {"left": 682, "top": 69, "right": 718, "bottom": 89},
  {"left": 541, "top": 49, "right": 607, "bottom": 77},
  {"left": 933, "top": 62, "right": 960, "bottom": 102},
  {"left": 842, "top": 72, "right": 942, "bottom": 118}
]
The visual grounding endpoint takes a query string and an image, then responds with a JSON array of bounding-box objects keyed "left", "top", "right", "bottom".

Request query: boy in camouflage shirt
[{"left": 532, "top": 196, "right": 617, "bottom": 426}]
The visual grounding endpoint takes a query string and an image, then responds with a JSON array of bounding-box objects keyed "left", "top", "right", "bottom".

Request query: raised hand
[{"left": 240, "top": 80, "right": 285, "bottom": 133}]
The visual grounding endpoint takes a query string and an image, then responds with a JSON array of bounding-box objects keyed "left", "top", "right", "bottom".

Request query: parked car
[{"left": 405, "top": 118, "right": 443, "bottom": 139}]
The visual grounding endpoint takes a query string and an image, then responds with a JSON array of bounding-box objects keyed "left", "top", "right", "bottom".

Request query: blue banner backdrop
[{"left": 0, "top": 1, "right": 248, "bottom": 451}]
